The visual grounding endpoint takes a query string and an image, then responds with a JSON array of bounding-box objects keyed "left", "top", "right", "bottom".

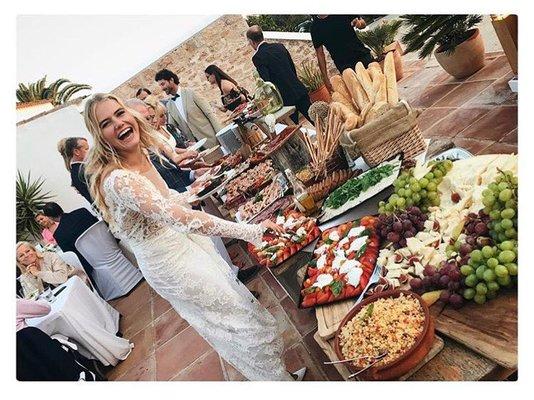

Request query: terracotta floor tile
[
  {"left": 280, "top": 296, "right": 317, "bottom": 337},
  {"left": 428, "top": 69, "right": 466, "bottom": 86},
  {"left": 456, "top": 106, "right": 517, "bottom": 141},
  {"left": 451, "top": 138, "right": 494, "bottom": 155},
  {"left": 107, "top": 324, "right": 155, "bottom": 380},
  {"left": 111, "top": 280, "right": 151, "bottom": 317},
  {"left": 433, "top": 80, "right": 495, "bottom": 108},
  {"left": 151, "top": 293, "right": 172, "bottom": 320},
  {"left": 398, "top": 65, "right": 443, "bottom": 88},
  {"left": 171, "top": 351, "right": 225, "bottom": 381},
  {"left": 302, "top": 331, "right": 343, "bottom": 381},
  {"left": 120, "top": 299, "right": 153, "bottom": 339},
  {"left": 245, "top": 276, "right": 279, "bottom": 310},
  {"left": 262, "top": 269, "right": 289, "bottom": 300},
  {"left": 500, "top": 128, "right": 518, "bottom": 145},
  {"left": 155, "top": 325, "right": 212, "bottom": 381},
  {"left": 418, "top": 107, "right": 455, "bottom": 133},
  {"left": 424, "top": 107, "right": 491, "bottom": 138},
  {"left": 466, "top": 56, "right": 512, "bottom": 82},
  {"left": 410, "top": 83, "right": 461, "bottom": 108},
  {"left": 267, "top": 305, "right": 301, "bottom": 351},
  {"left": 222, "top": 359, "right": 247, "bottom": 381},
  {"left": 478, "top": 142, "right": 518, "bottom": 155},
  {"left": 464, "top": 72, "right": 517, "bottom": 107},
  {"left": 115, "top": 354, "right": 156, "bottom": 381},
  {"left": 154, "top": 308, "right": 189, "bottom": 348},
  {"left": 283, "top": 343, "right": 327, "bottom": 381}
]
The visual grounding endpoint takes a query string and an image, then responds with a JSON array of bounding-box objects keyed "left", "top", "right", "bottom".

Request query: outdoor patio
[{"left": 106, "top": 50, "right": 517, "bottom": 381}]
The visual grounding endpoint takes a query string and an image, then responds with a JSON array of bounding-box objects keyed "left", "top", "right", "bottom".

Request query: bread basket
[{"left": 340, "top": 100, "right": 426, "bottom": 167}]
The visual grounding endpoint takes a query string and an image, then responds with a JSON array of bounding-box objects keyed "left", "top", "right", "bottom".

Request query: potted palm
[
  {"left": 16, "top": 171, "right": 54, "bottom": 241},
  {"left": 298, "top": 60, "right": 331, "bottom": 103},
  {"left": 400, "top": 15, "right": 485, "bottom": 79},
  {"left": 357, "top": 19, "right": 404, "bottom": 80}
]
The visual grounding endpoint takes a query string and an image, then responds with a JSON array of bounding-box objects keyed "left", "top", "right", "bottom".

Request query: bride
[{"left": 82, "top": 93, "right": 305, "bottom": 381}]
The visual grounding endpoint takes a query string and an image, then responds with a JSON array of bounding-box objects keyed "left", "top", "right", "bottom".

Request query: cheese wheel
[
  {"left": 355, "top": 62, "right": 375, "bottom": 103},
  {"left": 384, "top": 52, "right": 398, "bottom": 105},
  {"left": 342, "top": 68, "right": 369, "bottom": 111}
]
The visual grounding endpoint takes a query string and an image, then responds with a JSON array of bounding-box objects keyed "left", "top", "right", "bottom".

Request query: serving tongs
[{"left": 347, "top": 351, "right": 389, "bottom": 380}]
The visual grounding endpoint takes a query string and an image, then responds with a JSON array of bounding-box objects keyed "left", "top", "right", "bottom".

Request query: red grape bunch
[
  {"left": 410, "top": 260, "right": 464, "bottom": 308},
  {"left": 376, "top": 206, "right": 427, "bottom": 249}
]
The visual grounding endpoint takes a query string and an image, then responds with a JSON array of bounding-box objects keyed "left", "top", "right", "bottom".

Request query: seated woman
[
  {"left": 204, "top": 64, "right": 250, "bottom": 112},
  {"left": 35, "top": 213, "right": 58, "bottom": 247},
  {"left": 16, "top": 241, "right": 89, "bottom": 299}
]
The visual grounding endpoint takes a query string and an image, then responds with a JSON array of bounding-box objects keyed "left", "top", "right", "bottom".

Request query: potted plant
[
  {"left": 298, "top": 60, "right": 331, "bottom": 103},
  {"left": 400, "top": 15, "right": 485, "bottom": 79},
  {"left": 357, "top": 19, "right": 404, "bottom": 80},
  {"left": 16, "top": 171, "right": 54, "bottom": 241}
]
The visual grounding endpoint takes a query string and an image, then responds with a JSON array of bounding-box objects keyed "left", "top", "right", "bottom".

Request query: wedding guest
[
  {"left": 311, "top": 15, "right": 372, "bottom": 92},
  {"left": 16, "top": 241, "right": 88, "bottom": 298},
  {"left": 143, "top": 95, "right": 190, "bottom": 149},
  {"left": 57, "top": 137, "right": 92, "bottom": 203},
  {"left": 35, "top": 213, "right": 58, "bottom": 247},
  {"left": 246, "top": 25, "right": 312, "bottom": 124},
  {"left": 16, "top": 298, "right": 51, "bottom": 331},
  {"left": 135, "top": 87, "right": 151, "bottom": 101},
  {"left": 204, "top": 64, "right": 249, "bottom": 112},
  {"left": 41, "top": 202, "right": 98, "bottom": 278},
  {"left": 155, "top": 69, "right": 223, "bottom": 148}
]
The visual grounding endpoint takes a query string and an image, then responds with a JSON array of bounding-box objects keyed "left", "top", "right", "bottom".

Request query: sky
[{"left": 17, "top": 15, "right": 220, "bottom": 93}]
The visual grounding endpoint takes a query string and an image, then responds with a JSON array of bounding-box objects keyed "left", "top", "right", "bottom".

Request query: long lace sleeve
[{"left": 105, "top": 170, "right": 264, "bottom": 246}]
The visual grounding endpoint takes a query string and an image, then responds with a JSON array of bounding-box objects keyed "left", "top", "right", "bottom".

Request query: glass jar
[{"left": 252, "top": 72, "right": 283, "bottom": 116}]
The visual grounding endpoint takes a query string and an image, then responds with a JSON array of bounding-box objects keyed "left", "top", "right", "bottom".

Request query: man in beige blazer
[{"left": 155, "top": 69, "right": 223, "bottom": 149}]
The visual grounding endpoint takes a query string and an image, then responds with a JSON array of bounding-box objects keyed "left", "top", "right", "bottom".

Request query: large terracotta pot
[
  {"left": 380, "top": 41, "right": 404, "bottom": 81},
  {"left": 434, "top": 28, "right": 485, "bottom": 79},
  {"left": 309, "top": 84, "right": 331, "bottom": 103}
]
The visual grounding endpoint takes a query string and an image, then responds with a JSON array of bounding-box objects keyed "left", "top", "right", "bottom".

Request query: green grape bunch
[
  {"left": 483, "top": 169, "right": 518, "bottom": 244},
  {"left": 379, "top": 159, "right": 453, "bottom": 214}
]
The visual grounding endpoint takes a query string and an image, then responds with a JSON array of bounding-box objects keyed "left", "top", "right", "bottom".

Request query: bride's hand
[{"left": 260, "top": 220, "right": 285, "bottom": 235}]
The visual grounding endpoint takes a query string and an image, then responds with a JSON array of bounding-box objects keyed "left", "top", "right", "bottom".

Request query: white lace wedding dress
[{"left": 103, "top": 169, "right": 292, "bottom": 381}]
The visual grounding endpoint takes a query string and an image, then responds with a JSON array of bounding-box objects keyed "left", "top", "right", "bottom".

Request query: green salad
[{"left": 324, "top": 164, "right": 396, "bottom": 210}]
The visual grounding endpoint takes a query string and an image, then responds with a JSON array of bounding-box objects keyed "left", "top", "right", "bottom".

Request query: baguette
[
  {"left": 330, "top": 75, "right": 354, "bottom": 108},
  {"left": 374, "top": 74, "right": 388, "bottom": 103},
  {"left": 330, "top": 102, "right": 352, "bottom": 120},
  {"left": 368, "top": 61, "right": 382, "bottom": 72},
  {"left": 344, "top": 114, "right": 360, "bottom": 131},
  {"left": 358, "top": 103, "right": 373, "bottom": 128},
  {"left": 384, "top": 52, "right": 399, "bottom": 105},
  {"left": 332, "top": 92, "right": 358, "bottom": 114},
  {"left": 364, "top": 101, "right": 390, "bottom": 124},
  {"left": 342, "top": 68, "right": 369, "bottom": 111},
  {"left": 355, "top": 62, "right": 375, "bottom": 103}
]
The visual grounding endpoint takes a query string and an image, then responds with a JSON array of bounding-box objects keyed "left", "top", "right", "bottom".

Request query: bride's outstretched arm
[{"left": 109, "top": 171, "right": 265, "bottom": 246}]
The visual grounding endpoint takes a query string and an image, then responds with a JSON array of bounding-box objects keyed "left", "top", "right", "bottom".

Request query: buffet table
[{"left": 26, "top": 276, "right": 133, "bottom": 366}]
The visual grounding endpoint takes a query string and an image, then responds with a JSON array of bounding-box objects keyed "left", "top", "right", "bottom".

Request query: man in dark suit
[
  {"left": 247, "top": 25, "right": 312, "bottom": 125},
  {"left": 42, "top": 202, "right": 98, "bottom": 278}
]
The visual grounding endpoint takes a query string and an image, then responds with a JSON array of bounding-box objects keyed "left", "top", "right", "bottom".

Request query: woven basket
[
  {"left": 341, "top": 100, "right": 426, "bottom": 168},
  {"left": 363, "top": 124, "right": 426, "bottom": 167}
]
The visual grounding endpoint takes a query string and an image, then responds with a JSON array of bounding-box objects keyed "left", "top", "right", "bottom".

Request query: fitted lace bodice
[{"left": 102, "top": 169, "right": 264, "bottom": 245}]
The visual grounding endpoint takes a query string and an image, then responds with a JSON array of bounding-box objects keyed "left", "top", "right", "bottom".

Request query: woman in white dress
[{"left": 82, "top": 93, "right": 304, "bottom": 381}]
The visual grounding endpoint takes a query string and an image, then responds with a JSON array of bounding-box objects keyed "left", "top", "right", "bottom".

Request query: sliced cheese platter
[{"left": 318, "top": 156, "right": 402, "bottom": 223}]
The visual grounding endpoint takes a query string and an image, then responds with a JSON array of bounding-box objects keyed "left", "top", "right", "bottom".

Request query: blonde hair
[
  {"left": 83, "top": 93, "right": 163, "bottom": 223},
  {"left": 57, "top": 137, "right": 87, "bottom": 171},
  {"left": 143, "top": 95, "right": 167, "bottom": 129},
  {"left": 16, "top": 241, "right": 43, "bottom": 273}
]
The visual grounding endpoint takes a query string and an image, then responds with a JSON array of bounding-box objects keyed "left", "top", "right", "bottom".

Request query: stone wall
[{"left": 111, "top": 15, "right": 338, "bottom": 120}]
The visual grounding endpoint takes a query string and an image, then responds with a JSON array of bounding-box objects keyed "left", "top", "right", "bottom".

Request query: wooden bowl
[{"left": 334, "top": 289, "right": 434, "bottom": 381}]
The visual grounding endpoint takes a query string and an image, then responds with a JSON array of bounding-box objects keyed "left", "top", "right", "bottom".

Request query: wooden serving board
[
  {"left": 314, "top": 331, "right": 444, "bottom": 381},
  {"left": 316, "top": 299, "right": 355, "bottom": 340},
  {"left": 434, "top": 290, "right": 517, "bottom": 369}
]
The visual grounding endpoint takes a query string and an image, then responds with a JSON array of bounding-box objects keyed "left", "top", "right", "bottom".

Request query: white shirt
[{"left": 172, "top": 87, "right": 187, "bottom": 123}]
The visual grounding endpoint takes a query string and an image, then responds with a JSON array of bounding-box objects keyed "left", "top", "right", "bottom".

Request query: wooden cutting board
[
  {"left": 314, "top": 331, "right": 444, "bottom": 380},
  {"left": 316, "top": 299, "right": 355, "bottom": 340},
  {"left": 434, "top": 290, "right": 517, "bottom": 369}
]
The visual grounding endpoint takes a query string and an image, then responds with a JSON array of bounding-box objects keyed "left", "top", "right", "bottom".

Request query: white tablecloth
[{"left": 26, "top": 276, "right": 133, "bottom": 366}]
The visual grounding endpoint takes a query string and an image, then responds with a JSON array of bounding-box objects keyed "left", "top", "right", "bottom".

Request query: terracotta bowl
[{"left": 334, "top": 289, "right": 434, "bottom": 381}]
